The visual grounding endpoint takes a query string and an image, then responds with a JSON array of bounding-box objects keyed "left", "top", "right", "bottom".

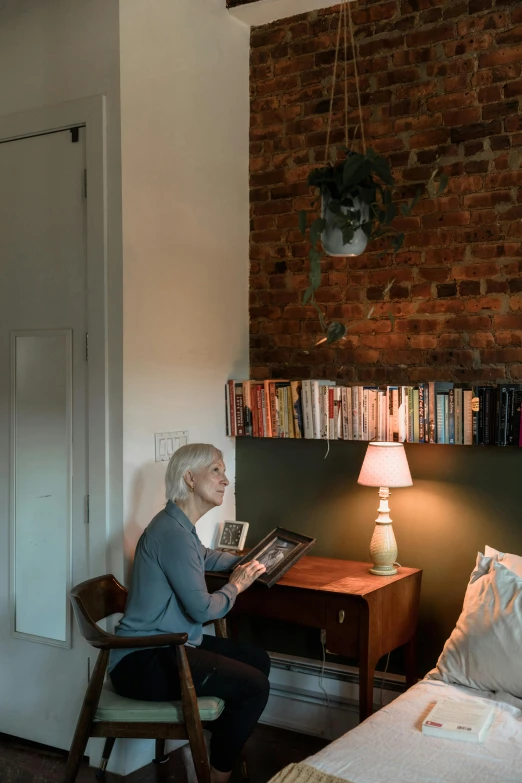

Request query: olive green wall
[{"left": 236, "top": 439, "right": 522, "bottom": 676}]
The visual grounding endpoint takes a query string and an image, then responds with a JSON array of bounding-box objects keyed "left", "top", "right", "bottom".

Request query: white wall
[
  {"left": 120, "top": 0, "right": 250, "bottom": 560},
  {"left": 0, "top": 0, "right": 125, "bottom": 581}
]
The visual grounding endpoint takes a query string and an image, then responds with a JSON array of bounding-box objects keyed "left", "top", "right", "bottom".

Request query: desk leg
[
  {"left": 404, "top": 634, "right": 417, "bottom": 690},
  {"left": 358, "top": 653, "right": 378, "bottom": 723}
]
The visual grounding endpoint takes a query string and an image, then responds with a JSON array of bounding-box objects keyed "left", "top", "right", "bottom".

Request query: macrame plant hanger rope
[{"left": 324, "top": 0, "right": 366, "bottom": 167}]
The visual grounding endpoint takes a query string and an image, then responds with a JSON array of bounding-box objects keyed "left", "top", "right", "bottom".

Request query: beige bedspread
[{"left": 268, "top": 763, "right": 354, "bottom": 783}]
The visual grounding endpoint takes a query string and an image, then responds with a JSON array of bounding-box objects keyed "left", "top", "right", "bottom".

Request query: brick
[
  {"left": 417, "top": 299, "right": 464, "bottom": 314},
  {"left": 486, "top": 171, "right": 522, "bottom": 189},
  {"left": 463, "top": 191, "right": 512, "bottom": 208},
  {"left": 465, "top": 296, "right": 503, "bottom": 311},
  {"left": 493, "top": 315, "right": 522, "bottom": 329},
  {"left": 395, "top": 319, "right": 441, "bottom": 333},
  {"left": 437, "top": 282, "right": 458, "bottom": 297},
  {"left": 446, "top": 175, "right": 484, "bottom": 194},
  {"left": 465, "top": 160, "right": 490, "bottom": 175},
  {"left": 411, "top": 283, "right": 433, "bottom": 298},
  {"left": 459, "top": 280, "right": 481, "bottom": 296},
  {"left": 422, "top": 211, "right": 471, "bottom": 228},
  {"left": 427, "top": 92, "right": 477, "bottom": 113},
  {"left": 450, "top": 120, "right": 502, "bottom": 143},
  {"left": 496, "top": 331, "right": 522, "bottom": 345},
  {"left": 420, "top": 268, "right": 449, "bottom": 282},
  {"left": 445, "top": 315, "right": 492, "bottom": 330},
  {"left": 444, "top": 34, "right": 493, "bottom": 58},
  {"left": 452, "top": 263, "right": 501, "bottom": 279},
  {"left": 442, "top": 107, "right": 482, "bottom": 127},
  {"left": 482, "top": 348, "right": 522, "bottom": 362},
  {"left": 478, "top": 85, "right": 503, "bottom": 103},
  {"left": 483, "top": 101, "right": 519, "bottom": 120},
  {"left": 487, "top": 279, "right": 509, "bottom": 293},
  {"left": 409, "top": 128, "right": 451, "bottom": 148},
  {"left": 504, "top": 79, "right": 522, "bottom": 98},
  {"left": 496, "top": 26, "right": 522, "bottom": 46},
  {"left": 468, "top": 332, "right": 496, "bottom": 348},
  {"left": 406, "top": 23, "right": 455, "bottom": 49},
  {"left": 479, "top": 45, "right": 522, "bottom": 69}
]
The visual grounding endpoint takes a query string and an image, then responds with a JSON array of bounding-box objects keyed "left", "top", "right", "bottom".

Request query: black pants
[{"left": 110, "top": 635, "right": 270, "bottom": 773}]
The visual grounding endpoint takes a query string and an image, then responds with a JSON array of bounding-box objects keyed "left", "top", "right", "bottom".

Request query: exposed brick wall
[{"left": 249, "top": 0, "right": 522, "bottom": 384}]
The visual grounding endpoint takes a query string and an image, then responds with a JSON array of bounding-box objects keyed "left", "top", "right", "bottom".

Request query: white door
[{"left": 0, "top": 127, "right": 90, "bottom": 749}]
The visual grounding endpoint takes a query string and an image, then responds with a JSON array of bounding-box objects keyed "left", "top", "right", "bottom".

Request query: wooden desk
[{"left": 207, "top": 556, "right": 422, "bottom": 723}]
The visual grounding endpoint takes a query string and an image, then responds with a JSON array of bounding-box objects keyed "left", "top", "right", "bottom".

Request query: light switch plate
[{"left": 155, "top": 431, "right": 189, "bottom": 462}]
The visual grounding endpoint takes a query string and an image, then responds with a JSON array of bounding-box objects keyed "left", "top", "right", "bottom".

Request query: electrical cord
[
  {"left": 379, "top": 652, "right": 391, "bottom": 708},
  {"left": 319, "top": 636, "right": 334, "bottom": 739}
]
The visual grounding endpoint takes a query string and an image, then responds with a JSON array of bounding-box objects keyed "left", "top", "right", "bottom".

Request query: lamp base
[
  {"left": 368, "top": 487, "right": 399, "bottom": 577},
  {"left": 369, "top": 564, "right": 397, "bottom": 576}
]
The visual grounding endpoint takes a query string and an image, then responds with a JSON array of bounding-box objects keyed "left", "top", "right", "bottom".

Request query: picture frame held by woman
[{"left": 234, "top": 528, "right": 315, "bottom": 588}]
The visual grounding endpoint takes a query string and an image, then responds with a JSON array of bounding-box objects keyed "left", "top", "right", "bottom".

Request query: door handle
[{"left": 338, "top": 610, "right": 345, "bottom": 623}]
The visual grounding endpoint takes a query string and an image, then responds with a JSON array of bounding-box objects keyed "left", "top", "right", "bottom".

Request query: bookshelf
[{"left": 225, "top": 380, "right": 522, "bottom": 447}]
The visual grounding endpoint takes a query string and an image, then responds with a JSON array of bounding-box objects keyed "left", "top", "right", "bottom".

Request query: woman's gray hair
[{"left": 165, "top": 443, "right": 223, "bottom": 503}]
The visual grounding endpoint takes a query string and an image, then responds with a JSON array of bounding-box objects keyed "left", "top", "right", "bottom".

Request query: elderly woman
[{"left": 108, "top": 443, "right": 268, "bottom": 783}]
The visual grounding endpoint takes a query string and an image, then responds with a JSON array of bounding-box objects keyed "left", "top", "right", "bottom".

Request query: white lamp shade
[{"left": 357, "top": 442, "right": 413, "bottom": 488}]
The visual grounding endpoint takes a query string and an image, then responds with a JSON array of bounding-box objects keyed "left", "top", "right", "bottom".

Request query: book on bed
[{"left": 422, "top": 699, "right": 495, "bottom": 743}]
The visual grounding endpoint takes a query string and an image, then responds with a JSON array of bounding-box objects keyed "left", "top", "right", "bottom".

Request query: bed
[{"left": 269, "top": 546, "right": 522, "bottom": 783}]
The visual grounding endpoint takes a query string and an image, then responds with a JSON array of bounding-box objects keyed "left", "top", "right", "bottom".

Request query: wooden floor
[{"left": 0, "top": 725, "right": 329, "bottom": 783}]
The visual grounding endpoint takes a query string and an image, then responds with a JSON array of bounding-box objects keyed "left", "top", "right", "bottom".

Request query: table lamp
[{"left": 357, "top": 442, "right": 412, "bottom": 576}]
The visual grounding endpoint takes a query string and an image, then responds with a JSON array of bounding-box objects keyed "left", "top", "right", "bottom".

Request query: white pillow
[
  {"left": 484, "top": 544, "right": 522, "bottom": 579},
  {"left": 428, "top": 558, "right": 522, "bottom": 698}
]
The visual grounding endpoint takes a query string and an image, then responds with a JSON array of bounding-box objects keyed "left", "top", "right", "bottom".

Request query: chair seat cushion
[{"left": 95, "top": 681, "right": 224, "bottom": 723}]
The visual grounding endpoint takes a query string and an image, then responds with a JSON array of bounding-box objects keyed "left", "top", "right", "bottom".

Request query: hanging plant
[{"left": 297, "top": 1, "right": 448, "bottom": 345}]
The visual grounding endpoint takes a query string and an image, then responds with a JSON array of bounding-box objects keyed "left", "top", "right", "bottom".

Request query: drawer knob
[{"left": 338, "top": 610, "right": 345, "bottom": 623}]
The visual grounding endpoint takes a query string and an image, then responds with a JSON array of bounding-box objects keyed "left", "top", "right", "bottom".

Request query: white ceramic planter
[{"left": 321, "top": 192, "right": 370, "bottom": 257}]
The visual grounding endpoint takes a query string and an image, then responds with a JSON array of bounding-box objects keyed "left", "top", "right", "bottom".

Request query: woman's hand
[{"left": 228, "top": 560, "right": 266, "bottom": 594}]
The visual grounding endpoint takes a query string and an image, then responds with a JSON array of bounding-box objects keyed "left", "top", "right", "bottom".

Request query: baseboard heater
[{"left": 268, "top": 651, "right": 408, "bottom": 695}]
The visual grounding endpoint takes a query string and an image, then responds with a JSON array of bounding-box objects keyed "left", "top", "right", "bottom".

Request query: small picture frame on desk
[
  {"left": 217, "top": 520, "right": 249, "bottom": 551},
  {"left": 234, "top": 527, "right": 316, "bottom": 588}
]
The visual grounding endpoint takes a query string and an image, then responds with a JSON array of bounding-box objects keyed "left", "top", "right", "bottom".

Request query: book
[
  {"left": 352, "top": 386, "right": 360, "bottom": 440},
  {"left": 301, "top": 380, "right": 314, "bottom": 439},
  {"left": 226, "top": 380, "right": 236, "bottom": 436},
  {"left": 454, "top": 387, "right": 463, "bottom": 445},
  {"left": 428, "top": 381, "right": 436, "bottom": 443},
  {"left": 463, "top": 389, "right": 473, "bottom": 446},
  {"left": 388, "top": 386, "right": 399, "bottom": 442},
  {"left": 422, "top": 699, "right": 495, "bottom": 743},
  {"left": 513, "top": 390, "right": 522, "bottom": 447},
  {"left": 418, "top": 383, "right": 425, "bottom": 443},
  {"left": 235, "top": 382, "right": 245, "bottom": 437},
  {"left": 290, "top": 381, "right": 303, "bottom": 438},
  {"left": 436, "top": 393, "right": 447, "bottom": 444},
  {"left": 311, "top": 380, "right": 335, "bottom": 439},
  {"left": 413, "top": 387, "right": 420, "bottom": 443},
  {"left": 242, "top": 381, "right": 253, "bottom": 437}
]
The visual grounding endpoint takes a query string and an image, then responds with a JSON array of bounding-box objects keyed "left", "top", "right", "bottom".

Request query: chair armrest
[{"left": 90, "top": 631, "right": 188, "bottom": 650}]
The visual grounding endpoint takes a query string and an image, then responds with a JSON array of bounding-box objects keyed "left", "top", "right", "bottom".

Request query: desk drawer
[
  {"left": 230, "top": 584, "right": 325, "bottom": 628},
  {"left": 324, "top": 595, "right": 360, "bottom": 658}
]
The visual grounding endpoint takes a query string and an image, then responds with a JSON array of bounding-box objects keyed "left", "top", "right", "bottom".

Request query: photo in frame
[
  {"left": 217, "top": 520, "right": 249, "bottom": 551},
  {"left": 234, "top": 527, "right": 316, "bottom": 588}
]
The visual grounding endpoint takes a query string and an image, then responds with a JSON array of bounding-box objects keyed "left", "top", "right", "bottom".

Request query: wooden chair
[{"left": 64, "top": 574, "right": 227, "bottom": 783}]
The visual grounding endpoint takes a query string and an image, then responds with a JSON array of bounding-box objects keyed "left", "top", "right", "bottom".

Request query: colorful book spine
[
  {"left": 454, "top": 387, "right": 463, "bottom": 446},
  {"left": 418, "top": 384, "right": 425, "bottom": 443},
  {"left": 243, "top": 381, "right": 253, "bottom": 437},
  {"left": 291, "top": 381, "right": 303, "bottom": 438},
  {"left": 227, "top": 380, "right": 236, "bottom": 436},
  {"left": 436, "top": 394, "right": 446, "bottom": 444},
  {"left": 301, "top": 380, "right": 313, "bottom": 439},
  {"left": 413, "top": 387, "right": 420, "bottom": 443},
  {"left": 352, "top": 386, "right": 360, "bottom": 440},
  {"left": 463, "top": 390, "right": 473, "bottom": 445},
  {"left": 428, "top": 381, "right": 436, "bottom": 443},
  {"left": 448, "top": 388, "right": 455, "bottom": 445}
]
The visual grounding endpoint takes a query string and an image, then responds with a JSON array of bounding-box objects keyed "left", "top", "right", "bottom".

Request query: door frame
[{"left": 0, "top": 96, "right": 111, "bottom": 586}]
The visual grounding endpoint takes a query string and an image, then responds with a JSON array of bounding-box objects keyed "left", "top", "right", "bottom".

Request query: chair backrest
[{"left": 70, "top": 574, "right": 127, "bottom": 647}]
